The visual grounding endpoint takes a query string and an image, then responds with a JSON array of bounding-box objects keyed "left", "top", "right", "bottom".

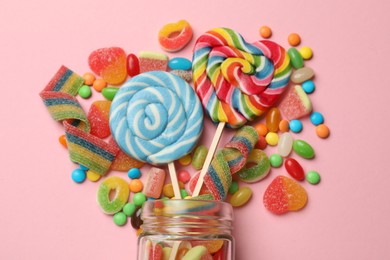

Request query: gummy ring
[
  {"left": 109, "top": 71, "right": 203, "bottom": 165},
  {"left": 158, "top": 20, "right": 193, "bottom": 52},
  {"left": 97, "top": 176, "right": 129, "bottom": 214},
  {"left": 192, "top": 27, "right": 292, "bottom": 128}
]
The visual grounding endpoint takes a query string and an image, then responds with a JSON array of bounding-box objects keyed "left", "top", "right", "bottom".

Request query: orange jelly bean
[{"left": 266, "top": 107, "right": 281, "bottom": 132}]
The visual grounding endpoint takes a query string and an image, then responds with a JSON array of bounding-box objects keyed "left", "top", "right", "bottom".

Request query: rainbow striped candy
[
  {"left": 40, "top": 66, "right": 118, "bottom": 175},
  {"left": 192, "top": 28, "right": 292, "bottom": 128},
  {"left": 110, "top": 71, "right": 204, "bottom": 165}
]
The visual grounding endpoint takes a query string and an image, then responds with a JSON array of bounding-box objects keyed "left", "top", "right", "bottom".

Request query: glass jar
[{"left": 138, "top": 199, "right": 234, "bottom": 260}]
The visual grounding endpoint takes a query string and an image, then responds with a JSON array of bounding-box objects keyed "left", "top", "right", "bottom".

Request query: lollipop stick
[
  {"left": 168, "top": 241, "right": 182, "bottom": 260},
  {"left": 192, "top": 122, "right": 226, "bottom": 197},
  {"left": 168, "top": 162, "right": 182, "bottom": 199}
]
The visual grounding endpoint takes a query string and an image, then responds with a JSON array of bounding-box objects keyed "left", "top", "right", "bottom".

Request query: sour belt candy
[
  {"left": 192, "top": 27, "right": 292, "bottom": 128},
  {"left": 109, "top": 71, "right": 204, "bottom": 165},
  {"left": 40, "top": 66, "right": 119, "bottom": 175}
]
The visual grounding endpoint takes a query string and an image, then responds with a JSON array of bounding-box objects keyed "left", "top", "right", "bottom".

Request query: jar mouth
[{"left": 141, "top": 199, "right": 234, "bottom": 236}]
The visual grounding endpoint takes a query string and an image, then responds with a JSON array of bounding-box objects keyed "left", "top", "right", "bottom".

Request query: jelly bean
[
  {"left": 269, "top": 154, "right": 283, "bottom": 168},
  {"left": 192, "top": 145, "right": 208, "bottom": 170},
  {"left": 238, "top": 149, "right": 270, "bottom": 183},
  {"left": 133, "top": 192, "right": 147, "bottom": 207},
  {"left": 131, "top": 207, "right": 143, "bottom": 229},
  {"left": 288, "top": 48, "right": 304, "bottom": 69},
  {"left": 127, "top": 53, "right": 140, "bottom": 77},
  {"left": 278, "top": 132, "right": 294, "bottom": 157},
  {"left": 163, "top": 183, "right": 175, "bottom": 198},
  {"left": 310, "top": 112, "right": 324, "bottom": 126},
  {"left": 78, "top": 85, "right": 92, "bottom": 99},
  {"left": 299, "top": 46, "right": 313, "bottom": 60},
  {"left": 228, "top": 181, "right": 239, "bottom": 195},
  {"left": 229, "top": 187, "right": 252, "bottom": 207},
  {"left": 71, "top": 168, "right": 86, "bottom": 183},
  {"left": 285, "top": 158, "right": 305, "bottom": 181},
  {"left": 316, "top": 124, "right": 330, "bottom": 138},
  {"left": 180, "top": 189, "right": 189, "bottom": 198},
  {"left": 255, "top": 135, "right": 267, "bottom": 150},
  {"left": 113, "top": 212, "right": 127, "bottom": 226},
  {"left": 102, "top": 87, "right": 119, "bottom": 101},
  {"left": 168, "top": 57, "right": 192, "bottom": 70},
  {"left": 92, "top": 78, "right": 107, "bottom": 92},
  {"left": 293, "top": 139, "right": 315, "bottom": 159},
  {"left": 291, "top": 67, "right": 315, "bottom": 84},
  {"left": 288, "top": 33, "right": 301, "bottom": 46},
  {"left": 123, "top": 202, "right": 136, "bottom": 217},
  {"left": 302, "top": 80, "right": 315, "bottom": 94},
  {"left": 178, "top": 154, "right": 192, "bottom": 166},
  {"left": 178, "top": 170, "right": 191, "bottom": 184},
  {"left": 129, "top": 179, "right": 143, "bottom": 193},
  {"left": 266, "top": 107, "right": 281, "bottom": 132},
  {"left": 289, "top": 119, "right": 303, "bottom": 133},
  {"left": 265, "top": 132, "right": 279, "bottom": 146},
  {"left": 144, "top": 168, "right": 166, "bottom": 198},
  {"left": 86, "top": 170, "right": 101, "bottom": 182},
  {"left": 82, "top": 72, "right": 96, "bottom": 86},
  {"left": 306, "top": 170, "right": 321, "bottom": 184},
  {"left": 59, "top": 135, "right": 67, "bottom": 148},
  {"left": 254, "top": 123, "right": 268, "bottom": 136},
  {"left": 97, "top": 176, "right": 129, "bottom": 214},
  {"left": 259, "top": 25, "right": 272, "bottom": 38},
  {"left": 128, "top": 168, "right": 141, "bottom": 179},
  {"left": 279, "top": 120, "right": 290, "bottom": 133}
]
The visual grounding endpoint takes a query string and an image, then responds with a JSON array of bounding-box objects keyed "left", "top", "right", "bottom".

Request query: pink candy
[{"left": 144, "top": 167, "right": 166, "bottom": 199}]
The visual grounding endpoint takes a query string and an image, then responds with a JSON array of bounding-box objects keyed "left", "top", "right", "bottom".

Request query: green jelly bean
[
  {"left": 293, "top": 139, "right": 315, "bottom": 159},
  {"left": 113, "top": 212, "right": 127, "bottom": 226},
  {"left": 78, "top": 85, "right": 92, "bottom": 99},
  {"left": 229, "top": 187, "right": 252, "bottom": 207},
  {"left": 122, "top": 202, "right": 136, "bottom": 217},
  {"left": 228, "top": 181, "right": 239, "bottom": 195},
  {"left": 306, "top": 170, "right": 321, "bottom": 184},
  {"left": 133, "top": 192, "right": 147, "bottom": 207},
  {"left": 191, "top": 145, "right": 208, "bottom": 170},
  {"left": 269, "top": 154, "right": 283, "bottom": 168},
  {"left": 288, "top": 47, "right": 304, "bottom": 69},
  {"left": 102, "top": 87, "right": 119, "bottom": 101}
]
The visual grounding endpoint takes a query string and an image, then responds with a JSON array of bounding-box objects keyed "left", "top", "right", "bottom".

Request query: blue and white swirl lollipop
[{"left": 110, "top": 71, "right": 204, "bottom": 165}]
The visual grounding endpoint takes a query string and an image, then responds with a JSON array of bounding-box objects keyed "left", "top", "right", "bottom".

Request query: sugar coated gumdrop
[
  {"left": 87, "top": 100, "right": 111, "bottom": 138},
  {"left": 263, "top": 175, "right": 308, "bottom": 214},
  {"left": 88, "top": 47, "right": 127, "bottom": 85}
]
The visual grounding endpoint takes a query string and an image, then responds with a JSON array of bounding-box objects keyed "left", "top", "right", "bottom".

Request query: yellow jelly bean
[
  {"left": 265, "top": 132, "right": 279, "bottom": 146},
  {"left": 87, "top": 170, "right": 101, "bottom": 182},
  {"left": 178, "top": 154, "right": 192, "bottom": 166},
  {"left": 229, "top": 187, "right": 253, "bottom": 207}
]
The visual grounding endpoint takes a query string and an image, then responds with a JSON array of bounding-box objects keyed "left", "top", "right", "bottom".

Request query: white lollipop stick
[
  {"left": 168, "top": 162, "right": 182, "bottom": 199},
  {"left": 168, "top": 241, "right": 182, "bottom": 260},
  {"left": 192, "top": 122, "right": 226, "bottom": 197}
]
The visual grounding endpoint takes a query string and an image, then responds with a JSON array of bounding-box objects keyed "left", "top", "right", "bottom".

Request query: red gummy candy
[
  {"left": 88, "top": 101, "right": 111, "bottom": 138},
  {"left": 88, "top": 47, "right": 127, "bottom": 85},
  {"left": 263, "top": 176, "right": 308, "bottom": 214},
  {"left": 284, "top": 158, "right": 305, "bottom": 181}
]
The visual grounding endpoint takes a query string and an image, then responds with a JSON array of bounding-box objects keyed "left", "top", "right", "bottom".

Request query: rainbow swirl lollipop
[
  {"left": 109, "top": 71, "right": 204, "bottom": 165},
  {"left": 192, "top": 27, "right": 292, "bottom": 128}
]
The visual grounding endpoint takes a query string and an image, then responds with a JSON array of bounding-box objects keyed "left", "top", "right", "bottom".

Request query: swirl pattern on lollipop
[
  {"left": 109, "top": 71, "right": 204, "bottom": 165},
  {"left": 192, "top": 28, "right": 292, "bottom": 127}
]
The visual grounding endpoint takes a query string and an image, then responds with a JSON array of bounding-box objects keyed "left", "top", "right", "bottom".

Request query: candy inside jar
[{"left": 138, "top": 199, "right": 234, "bottom": 260}]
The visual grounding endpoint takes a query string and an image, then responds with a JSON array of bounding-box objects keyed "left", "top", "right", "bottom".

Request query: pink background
[{"left": 1, "top": 0, "right": 390, "bottom": 259}]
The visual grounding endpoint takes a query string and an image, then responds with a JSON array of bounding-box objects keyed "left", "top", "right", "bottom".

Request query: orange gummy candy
[{"left": 109, "top": 138, "right": 144, "bottom": 171}]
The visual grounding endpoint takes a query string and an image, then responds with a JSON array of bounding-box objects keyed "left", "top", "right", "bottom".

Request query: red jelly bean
[
  {"left": 127, "top": 53, "right": 140, "bottom": 77},
  {"left": 284, "top": 158, "right": 305, "bottom": 181}
]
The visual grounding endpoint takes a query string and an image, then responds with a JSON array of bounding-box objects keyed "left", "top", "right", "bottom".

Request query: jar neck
[{"left": 141, "top": 200, "right": 233, "bottom": 236}]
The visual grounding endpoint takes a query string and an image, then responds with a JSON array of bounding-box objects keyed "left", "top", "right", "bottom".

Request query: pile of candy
[{"left": 40, "top": 20, "right": 330, "bottom": 233}]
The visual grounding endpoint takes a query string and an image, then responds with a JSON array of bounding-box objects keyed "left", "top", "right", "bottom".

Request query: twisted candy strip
[
  {"left": 110, "top": 71, "right": 204, "bottom": 165},
  {"left": 192, "top": 28, "right": 291, "bottom": 127},
  {"left": 203, "top": 126, "right": 259, "bottom": 200},
  {"left": 40, "top": 66, "right": 118, "bottom": 175}
]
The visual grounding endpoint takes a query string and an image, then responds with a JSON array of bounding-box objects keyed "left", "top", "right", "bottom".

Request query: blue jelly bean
[
  {"left": 168, "top": 57, "right": 192, "bottom": 70},
  {"left": 289, "top": 119, "right": 303, "bottom": 133},
  {"left": 302, "top": 80, "right": 315, "bottom": 94},
  {"left": 310, "top": 112, "right": 324, "bottom": 126},
  {"left": 72, "top": 168, "right": 86, "bottom": 183},
  {"left": 128, "top": 168, "right": 141, "bottom": 179}
]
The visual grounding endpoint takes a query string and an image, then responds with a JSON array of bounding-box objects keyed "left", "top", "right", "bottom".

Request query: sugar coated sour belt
[
  {"left": 109, "top": 71, "right": 204, "bottom": 165},
  {"left": 192, "top": 28, "right": 292, "bottom": 128}
]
